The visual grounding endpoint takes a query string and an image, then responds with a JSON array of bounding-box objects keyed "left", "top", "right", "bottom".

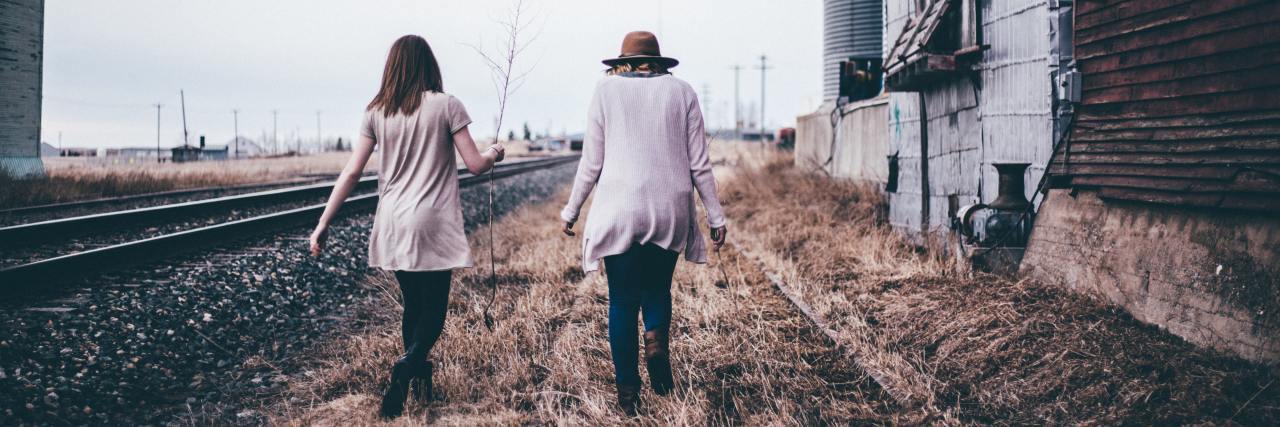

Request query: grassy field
[
  {"left": 1, "top": 153, "right": 362, "bottom": 209},
  {"left": 1, "top": 141, "right": 548, "bottom": 210},
  {"left": 251, "top": 147, "right": 1277, "bottom": 425}
]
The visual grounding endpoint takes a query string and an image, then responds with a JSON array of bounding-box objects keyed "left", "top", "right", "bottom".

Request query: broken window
[{"left": 884, "top": 0, "right": 986, "bottom": 91}]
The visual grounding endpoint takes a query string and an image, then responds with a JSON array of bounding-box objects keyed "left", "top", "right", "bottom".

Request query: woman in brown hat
[
  {"left": 561, "top": 30, "right": 728, "bottom": 415},
  {"left": 308, "top": 35, "right": 505, "bottom": 418}
]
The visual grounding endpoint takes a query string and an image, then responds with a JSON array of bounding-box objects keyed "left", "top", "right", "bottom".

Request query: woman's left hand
[{"left": 562, "top": 221, "right": 576, "bottom": 237}]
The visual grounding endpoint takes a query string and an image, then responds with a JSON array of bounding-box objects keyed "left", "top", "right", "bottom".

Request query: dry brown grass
[
  {"left": 1, "top": 153, "right": 366, "bottom": 209},
  {"left": 253, "top": 146, "right": 1277, "bottom": 425},
  {"left": 262, "top": 187, "right": 903, "bottom": 425},
  {"left": 725, "top": 151, "right": 1280, "bottom": 424}
]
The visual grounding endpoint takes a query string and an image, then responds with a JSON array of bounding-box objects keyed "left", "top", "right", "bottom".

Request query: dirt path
[{"left": 260, "top": 190, "right": 902, "bottom": 425}]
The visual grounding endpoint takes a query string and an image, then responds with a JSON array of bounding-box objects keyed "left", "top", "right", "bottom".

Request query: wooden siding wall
[{"left": 1053, "top": 0, "right": 1280, "bottom": 211}]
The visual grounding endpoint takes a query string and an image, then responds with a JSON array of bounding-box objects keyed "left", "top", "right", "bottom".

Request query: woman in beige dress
[{"left": 308, "top": 35, "right": 505, "bottom": 418}]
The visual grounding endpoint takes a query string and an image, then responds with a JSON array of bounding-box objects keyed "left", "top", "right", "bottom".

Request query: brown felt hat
[{"left": 602, "top": 31, "right": 679, "bottom": 68}]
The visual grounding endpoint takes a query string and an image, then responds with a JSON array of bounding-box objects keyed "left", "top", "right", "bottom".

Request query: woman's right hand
[
  {"left": 308, "top": 225, "right": 329, "bottom": 256},
  {"left": 486, "top": 144, "right": 506, "bottom": 163},
  {"left": 562, "top": 221, "right": 576, "bottom": 237}
]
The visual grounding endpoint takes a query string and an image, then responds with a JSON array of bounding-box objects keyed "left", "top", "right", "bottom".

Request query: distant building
[
  {"left": 39, "top": 142, "right": 59, "bottom": 157},
  {"left": 566, "top": 133, "right": 585, "bottom": 151},
  {"left": 739, "top": 130, "right": 775, "bottom": 143},
  {"left": 171, "top": 145, "right": 228, "bottom": 163},
  {"left": 530, "top": 137, "right": 565, "bottom": 152},
  {"left": 59, "top": 147, "right": 98, "bottom": 157},
  {"left": 0, "top": 0, "right": 46, "bottom": 177},
  {"left": 99, "top": 147, "right": 167, "bottom": 165},
  {"left": 105, "top": 147, "right": 163, "bottom": 158},
  {"left": 225, "top": 136, "right": 268, "bottom": 157}
]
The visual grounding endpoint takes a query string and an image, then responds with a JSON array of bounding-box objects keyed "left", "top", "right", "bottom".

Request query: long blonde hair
[{"left": 606, "top": 61, "right": 671, "bottom": 76}]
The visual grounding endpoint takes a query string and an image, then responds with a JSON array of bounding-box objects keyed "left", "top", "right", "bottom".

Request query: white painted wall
[{"left": 794, "top": 97, "right": 890, "bottom": 183}]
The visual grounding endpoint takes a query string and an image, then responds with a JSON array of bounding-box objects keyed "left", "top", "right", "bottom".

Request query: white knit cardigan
[{"left": 561, "top": 74, "right": 727, "bottom": 272}]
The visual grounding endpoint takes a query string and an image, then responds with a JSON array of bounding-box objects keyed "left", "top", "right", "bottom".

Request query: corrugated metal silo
[
  {"left": 0, "top": 0, "right": 47, "bottom": 177},
  {"left": 823, "top": 0, "right": 883, "bottom": 100}
]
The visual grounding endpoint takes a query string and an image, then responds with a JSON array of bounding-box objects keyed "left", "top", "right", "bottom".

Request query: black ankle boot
[
  {"left": 379, "top": 358, "right": 416, "bottom": 418},
  {"left": 616, "top": 383, "right": 641, "bottom": 416},
  {"left": 410, "top": 361, "right": 434, "bottom": 403},
  {"left": 644, "top": 330, "right": 674, "bottom": 395}
]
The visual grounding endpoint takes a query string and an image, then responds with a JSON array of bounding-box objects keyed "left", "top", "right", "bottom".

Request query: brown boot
[
  {"left": 617, "top": 383, "right": 641, "bottom": 416},
  {"left": 644, "top": 330, "right": 674, "bottom": 395}
]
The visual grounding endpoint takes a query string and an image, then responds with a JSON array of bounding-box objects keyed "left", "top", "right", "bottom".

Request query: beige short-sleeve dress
[{"left": 362, "top": 92, "right": 473, "bottom": 272}]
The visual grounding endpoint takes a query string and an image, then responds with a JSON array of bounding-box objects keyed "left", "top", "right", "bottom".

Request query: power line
[
  {"left": 700, "top": 83, "right": 712, "bottom": 130},
  {"left": 755, "top": 55, "right": 772, "bottom": 142},
  {"left": 180, "top": 90, "right": 190, "bottom": 147},
  {"left": 316, "top": 110, "right": 323, "bottom": 152},
  {"left": 731, "top": 64, "right": 743, "bottom": 140},
  {"left": 272, "top": 109, "right": 279, "bottom": 155},
  {"left": 232, "top": 109, "right": 240, "bottom": 158},
  {"left": 154, "top": 104, "right": 163, "bottom": 163}
]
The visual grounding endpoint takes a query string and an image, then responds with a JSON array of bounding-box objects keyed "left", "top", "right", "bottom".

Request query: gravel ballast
[{"left": 0, "top": 163, "right": 575, "bottom": 425}]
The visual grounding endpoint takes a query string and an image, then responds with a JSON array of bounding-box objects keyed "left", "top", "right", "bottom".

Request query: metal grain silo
[
  {"left": 823, "top": 0, "right": 883, "bottom": 100},
  {"left": 0, "top": 0, "right": 46, "bottom": 177}
]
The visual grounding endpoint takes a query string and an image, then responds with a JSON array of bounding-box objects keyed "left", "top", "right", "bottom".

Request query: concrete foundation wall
[
  {"left": 0, "top": 0, "right": 46, "bottom": 177},
  {"left": 1023, "top": 189, "right": 1280, "bottom": 362},
  {"left": 794, "top": 97, "right": 889, "bottom": 183}
]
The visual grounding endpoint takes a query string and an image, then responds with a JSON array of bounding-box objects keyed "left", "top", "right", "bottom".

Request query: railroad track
[
  {"left": 0, "top": 175, "right": 363, "bottom": 225},
  {"left": 0, "top": 155, "right": 579, "bottom": 295}
]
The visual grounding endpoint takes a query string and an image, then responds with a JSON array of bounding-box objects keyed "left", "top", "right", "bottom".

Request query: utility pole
[
  {"left": 731, "top": 64, "right": 743, "bottom": 141},
  {"left": 316, "top": 110, "right": 322, "bottom": 152},
  {"left": 232, "top": 109, "right": 240, "bottom": 158},
  {"left": 155, "top": 103, "right": 162, "bottom": 162},
  {"left": 755, "top": 55, "right": 772, "bottom": 143},
  {"left": 700, "top": 83, "right": 712, "bottom": 132},
  {"left": 656, "top": 0, "right": 664, "bottom": 36},
  {"left": 272, "top": 109, "right": 279, "bottom": 155},
  {"left": 180, "top": 90, "right": 190, "bottom": 148}
]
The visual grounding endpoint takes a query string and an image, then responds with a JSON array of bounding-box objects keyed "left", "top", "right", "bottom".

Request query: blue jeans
[{"left": 603, "top": 244, "right": 679, "bottom": 386}]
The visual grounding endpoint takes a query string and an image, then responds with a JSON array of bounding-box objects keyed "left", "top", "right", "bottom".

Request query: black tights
[{"left": 394, "top": 270, "right": 452, "bottom": 362}]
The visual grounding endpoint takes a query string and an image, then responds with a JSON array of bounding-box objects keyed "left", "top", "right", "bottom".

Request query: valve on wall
[{"left": 954, "top": 163, "right": 1033, "bottom": 248}]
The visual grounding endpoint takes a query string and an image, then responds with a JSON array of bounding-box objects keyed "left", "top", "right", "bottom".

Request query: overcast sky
[{"left": 41, "top": 0, "right": 823, "bottom": 149}]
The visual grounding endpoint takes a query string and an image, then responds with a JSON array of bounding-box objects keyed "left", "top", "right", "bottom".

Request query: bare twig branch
[{"left": 467, "top": 0, "right": 540, "bottom": 331}]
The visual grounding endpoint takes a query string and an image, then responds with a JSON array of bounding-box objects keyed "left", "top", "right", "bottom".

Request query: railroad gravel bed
[{"left": 0, "top": 163, "right": 574, "bottom": 425}]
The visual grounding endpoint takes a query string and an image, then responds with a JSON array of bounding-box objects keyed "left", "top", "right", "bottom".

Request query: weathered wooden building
[
  {"left": 0, "top": 0, "right": 46, "bottom": 177},
  {"left": 1021, "top": 0, "right": 1280, "bottom": 362}
]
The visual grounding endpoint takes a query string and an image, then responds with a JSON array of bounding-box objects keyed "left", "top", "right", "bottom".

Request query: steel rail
[
  {"left": 0, "top": 156, "right": 574, "bottom": 250},
  {"left": 0, "top": 176, "right": 358, "bottom": 218},
  {"left": 0, "top": 155, "right": 579, "bottom": 294}
]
